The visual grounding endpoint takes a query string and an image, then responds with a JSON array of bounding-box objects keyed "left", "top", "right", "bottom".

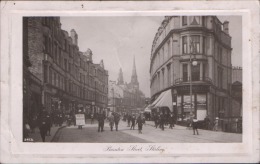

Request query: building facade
[
  {"left": 108, "top": 58, "right": 146, "bottom": 114},
  {"left": 150, "top": 16, "right": 238, "bottom": 131},
  {"left": 23, "top": 17, "right": 109, "bottom": 119}
]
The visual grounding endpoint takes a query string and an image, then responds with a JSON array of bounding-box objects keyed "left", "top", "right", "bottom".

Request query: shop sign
[{"left": 75, "top": 114, "right": 85, "bottom": 126}]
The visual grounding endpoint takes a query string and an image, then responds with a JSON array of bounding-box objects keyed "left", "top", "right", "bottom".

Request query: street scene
[{"left": 23, "top": 16, "right": 242, "bottom": 143}]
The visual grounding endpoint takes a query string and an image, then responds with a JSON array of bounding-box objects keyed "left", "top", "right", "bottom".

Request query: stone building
[
  {"left": 23, "top": 17, "right": 109, "bottom": 118},
  {"left": 108, "top": 57, "right": 146, "bottom": 114},
  {"left": 150, "top": 16, "right": 240, "bottom": 132}
]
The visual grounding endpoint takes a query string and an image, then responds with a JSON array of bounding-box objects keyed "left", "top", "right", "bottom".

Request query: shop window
[
  {"left": 182, "top": 36, "right": 188, "bottom": 54},
  {"left": 183, "top": 64, "right": 188, "bottom": 82},
  {"left": 191, "top": 63, "right": 200, "bottom": 81},
  {"left": 182, "top": 16, "right": 187, "bottom": 26},
  {"left": 190, "top": 35, "right": 200, "bottom": 53}
]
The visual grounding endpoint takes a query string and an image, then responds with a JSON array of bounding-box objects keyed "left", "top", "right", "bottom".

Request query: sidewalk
[{"left": 28, "top": 123, "right": 66, "bottom": 142}]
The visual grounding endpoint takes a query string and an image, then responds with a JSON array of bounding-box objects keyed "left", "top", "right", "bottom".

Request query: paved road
[{"left": 52, "top": 120, "right": 242, "bottom": 143}]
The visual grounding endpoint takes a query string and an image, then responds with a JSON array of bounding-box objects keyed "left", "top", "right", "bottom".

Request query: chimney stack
[
  {"left": 70, "top": 29, "right": 78, "bottom": 46},
  {"left": 223, "top": 21, "right": 229, "bottom": 35}
]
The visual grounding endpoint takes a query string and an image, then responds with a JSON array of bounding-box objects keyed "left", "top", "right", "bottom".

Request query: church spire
[
  {"left": 117, "top": 68, "right": 124, "bottom": 85},
  {"left": 130, "top": 56, "right": 139, "bottom": 89}
]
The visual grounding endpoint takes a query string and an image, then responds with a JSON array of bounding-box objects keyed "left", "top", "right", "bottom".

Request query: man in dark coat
[
  {"left": 97, "top": 112, "right": 106, "bottom": 132},
  {"left": 159, "top": 113, "right": 165, "bottom": 131},
  {"left": 136, "top": 114, "right": 144, "bottom": 134},
  {"left": 169, "top": 113, "right": 175, "bottom": 129},
  {"left": 39, "top": 115, "right": 48, "bottom": 142},
  {"left": 114, "top": 113, "right": 121, "bottom": 131},
  {"left": 130, "top": 114, "right": 136, "bottom": 130},
  {"left": 127, "top": 114, "right": 131, "bottom": 127},
  {"left": 154, "top": 113, "right": 159, "bottom": 128}
]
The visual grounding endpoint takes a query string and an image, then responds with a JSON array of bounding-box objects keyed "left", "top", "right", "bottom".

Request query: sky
[{"left": 60, "top": 16, "right": 242, "bottom": 97}]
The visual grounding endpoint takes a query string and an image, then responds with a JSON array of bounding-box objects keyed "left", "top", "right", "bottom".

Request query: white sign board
[{"left": 75, "top": 114, "right": 85, "bottom": 126}]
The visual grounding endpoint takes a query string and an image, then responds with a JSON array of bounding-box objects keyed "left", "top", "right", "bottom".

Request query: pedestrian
[
  {"left": 204, "top": 115, "right": 210, "bottom": 130},
  {"left": 127, "top": 114, "right": 131, "bottom": 127},
  {"left": 169, "top": 113, "right": 175, "bottom": 129},
  {"left": 108, "top": 113, "right": 115, "bottom": 131},
  {"left": 91, "top": 113, "right": 94, "bottom": 124},
  {"left": 29, "top": 115, "right": 37, "bottom": 133},
  {"left": 136, "top": 114, "right": 144, "bottom": 134},
  {"left": 159, "top": 113, "right": 165, "bottom": 131},
  {"left": 114, "top": 113, "right": 120, "bottom": 131},
  {"left": 192, "top": 118, "right": 199, "bottom": 135},
  {"left": 97, "top": 111, "right": 105, "bottom": 132},
  {"left": 213, "top": 117, "right": 219, "bottom": 131},
  {"left": 39, "top": 114, "right": 48, "bottom": 142},
  {"left": 130, "top": 114, "right": 136, "bottom": 130},
  {"left": 46, "top": 114, "right": 52, "bottom": 136},
  {"left": 154, "top": 113, "right": 159, "bottom": 128}
]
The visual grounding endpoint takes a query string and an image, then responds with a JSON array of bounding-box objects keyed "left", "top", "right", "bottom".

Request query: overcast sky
[{"left": 60, "top": 16, "right": 242, "bottom": 97}]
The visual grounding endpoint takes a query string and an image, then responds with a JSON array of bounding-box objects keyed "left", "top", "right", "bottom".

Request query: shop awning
[
  {"left": 151, "top": 91, "right": 166, "bottom": 107},
  {"left": 154, "top": 89, "right": 173, "bottom": 112},
  {"left": 144, "top": 105, "right": 151, "bottom": 113}
]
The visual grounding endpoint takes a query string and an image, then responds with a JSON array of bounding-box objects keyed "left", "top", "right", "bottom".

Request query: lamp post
[{"left": 189, "top": 53, "right": 197, "bottom": 118}]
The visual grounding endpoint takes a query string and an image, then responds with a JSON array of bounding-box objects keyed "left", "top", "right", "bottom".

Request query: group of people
[
  {"left": 125, "top": 113, "right": 145, "bottom": 134},
  {"left": 23, "top": 109, "right": 66, "bottom": 142},
  {"left": 153, "top": 112, "right": 176, "bottom": 131}
]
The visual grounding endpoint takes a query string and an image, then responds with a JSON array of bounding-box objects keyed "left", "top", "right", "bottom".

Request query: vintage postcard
[{"left": 0, "top": 0, "right": 259, "bottom": 163}]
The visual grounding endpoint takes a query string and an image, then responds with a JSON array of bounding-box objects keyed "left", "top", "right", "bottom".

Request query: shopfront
[{"left": 176, "top": 85, "right": 208, "bottom": 121}]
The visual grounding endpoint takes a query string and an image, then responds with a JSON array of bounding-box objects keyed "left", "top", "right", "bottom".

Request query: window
[
  {"left": 191, "top": 63, "right": 200, "bottom": 81},
  {"left": 182, "top": 16, "right": 187, "bottom": 26},
  {"left": 167, "top": 41, "right": 171, "bottom": 59},
  {"left": 218, "top": 46, "right": 222, "bottom": 63},
  {"left": 167, "top": 64, "right": 171, "bottom": 87},
  {"left": 44, "top": 65, "right": 48, "bottom": 83},
  {"left": 203, "top": 36, "right": 206, "bottom": 54},
  {"left": 49, "top": 69, "right": 52, "bottom": 84},
  {"left": 183, "top": 64, "right": 188, "bottom": 82},
  {"left": 190, "top": 35, "right": 200, "bottom": 53},
  {"left": 54, "top": 72, "right": 56, "bottom": 86},
  {"left": 182, "top": 36, "right": 188, "bottom": 54},
  {"left": 218, "top": 67, "right": 223, "bottom": 89},
  {"left": 202, "top": 16, "right": 206, "bottom": 27}
]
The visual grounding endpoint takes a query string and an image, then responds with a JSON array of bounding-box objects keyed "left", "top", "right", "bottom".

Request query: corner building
[
  {"left": 23, "top": 17, "right": 109, "bottom": 117},
  {"left": 150, "top": 16, "right": 233, "bottom": 131}
]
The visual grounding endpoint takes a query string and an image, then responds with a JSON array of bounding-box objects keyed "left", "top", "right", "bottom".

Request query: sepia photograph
[
  {"left": 1, "top": 1, "right": 259, "bottom": 163},
  {"left": 23, "top": 15, "right": 243, "bottom": 143}
]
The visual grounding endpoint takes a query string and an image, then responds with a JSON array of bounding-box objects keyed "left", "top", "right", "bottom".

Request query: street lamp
[{"left": 189, "top": 53, "right": 197, "bottom": 118}]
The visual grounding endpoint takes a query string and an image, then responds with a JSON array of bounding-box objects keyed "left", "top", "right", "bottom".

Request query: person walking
[
  {"left": 154, "top": 113, "right": 159, "bottom": 128},
  {"left": 213, "top": 117, "right": 219, "bottom": 131},
  {"left": 192, "top": 118, "right": 199, "bottom": 135},
  {"left": 39, "top": 114, "right": 48, "bottom": 142},
  {"left": 204, "top": 115, "right": 210, "bottom": 130},
  {"left": 108, "top": 113, "right": 115, "bottom": 131},
  {"left": 90, "top": 113, "right": 94, "bottom": 124},
  {"left": 97, "top": 112, "right": 105, "bottom": 132},
  {"left": 169, "top": 113, "right": 175, "bottom": 129},
  {"left": 130, "top": 114, "right": 136, "bottom": 130},
  {"left": 127, "top": 114, "right": 131, "bottom": 127},
  {"left": 159, "top": 113, "right": 165, "bottom": 131},
  {"left": 136, "top": 114, "right": 144, "bottom": 134},
  {"left": 114, "top": 113, "right": 120, "bottom": 131}
]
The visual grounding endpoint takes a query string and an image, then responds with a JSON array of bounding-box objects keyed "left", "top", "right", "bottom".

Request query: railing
[{"left": 175, "top": 77, "right": 213, "bottom": 84}]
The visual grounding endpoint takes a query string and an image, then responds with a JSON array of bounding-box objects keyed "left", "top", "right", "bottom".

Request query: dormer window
[{"left": 182, "top": 16, "right": 187, "bottom": 26}]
